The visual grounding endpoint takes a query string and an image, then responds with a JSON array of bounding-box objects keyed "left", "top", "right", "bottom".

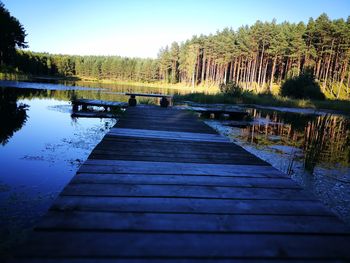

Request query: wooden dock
[
  {"left": 71, "top": 99, "right": 128, "bottom": 111},
  {"left": 191, "top": 106, "right": 248, "bottom": 120},
  {"left": 16, "top": 105, "right": 350, "bottom": 261}
]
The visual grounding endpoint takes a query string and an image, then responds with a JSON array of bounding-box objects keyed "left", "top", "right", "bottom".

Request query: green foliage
[
  {"left": 280, "top": 72, "right": 325, "bottom": 100},
  {"left": 0, "top": 2, "right": 27, "bottom": 64},
  {"left": 219, "top": 81, "right": 242, "bottom": 96}
]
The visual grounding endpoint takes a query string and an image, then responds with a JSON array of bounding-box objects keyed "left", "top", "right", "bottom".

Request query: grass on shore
[
  {"left": 174, "top": 91, "right": 350, "bottom": 115},
  {"left": 77, "top": 76, "right": 220, "bottom": 93}
]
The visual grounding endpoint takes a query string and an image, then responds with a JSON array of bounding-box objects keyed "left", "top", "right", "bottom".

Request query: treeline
[
  {"left": 158, "top": 14, "right": 350, "bottom": 98},
  {"left": 13, "top": 51, "right": 159, "bottom": 82},
  {"left": 5, "top": 13, "right": 350, "bottom": 99}
]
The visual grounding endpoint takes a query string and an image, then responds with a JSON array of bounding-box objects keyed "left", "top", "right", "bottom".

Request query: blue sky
[{"left": 3, "top": 0, "right": 350, "bottom": 58}]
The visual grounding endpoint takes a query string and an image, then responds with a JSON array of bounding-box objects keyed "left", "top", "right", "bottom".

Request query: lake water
[{"left": 0, "top": 80, "right": 349, "bottom": 257}]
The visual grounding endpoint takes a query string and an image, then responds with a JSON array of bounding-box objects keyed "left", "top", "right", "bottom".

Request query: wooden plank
[
  {"left": 18, "top": 231, "right": 350, "bottom": 259},
  {"left": 79, "top": 160, "right": 283, "bottom": 177},
  {"left": 107, "top": 128, "right": 230, "bottom": 143},
  {"left": 108, "top": 128, "right": 227, "bottom": 140},
  {"left": 125, "top": 92, "right": 173, "bottom": 98},
  {"left": 92, "top": 148, "right": 264, "bottom": 159},
  {"left": 73, "top": 99, "right": 128, "bottom": 107},
  {"left": 100, "top": 136, "right": 242, "bottom": 149},
  {"left": 61, "top": 183, "right": 313, "bottom": 200},
  {"left": 51, "top": 196, "right": 332, "bottom": 216},
  {"left": 115, "top": 124, "right": 215, "bottom": 133},
  {"left": 13, "top": 259, "right": 334, "bottom": 263},
  {"left": 90, "top": 151, "right": 262, "bottom": 161},
  {"left": 89, "top": 153, "right": 267, "bottom": 165},
  {"left": 36, "top": 211, "right": 350, "bottom": 234},
  {"left": 71, "top": 112, "right": 117, "bottom": 118},
  {"left": 71, "top": 173, "right": 301, "bottom": 189},
  {"left": 114, "top": 123, "right": 215, "bottom": 133}
]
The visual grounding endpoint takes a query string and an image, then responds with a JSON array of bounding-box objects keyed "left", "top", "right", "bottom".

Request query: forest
[{"left": 1, "top": 2, "right": 350, "bottom": 99}]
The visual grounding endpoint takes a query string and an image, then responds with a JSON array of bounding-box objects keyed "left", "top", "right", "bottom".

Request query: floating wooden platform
[
  {"left": 125, "top": 92, "right": 173, "bottom": 98},
  {"left": 191, "top": 106, "right": 248, "bottom": 119},
  {"left": 71, "top": 99, "right": 128, "bottom": 111},
  {"left": 15, "top": 105, "right": 350, "bottom": 261},
  {"left": 71, "top": 111, "right": 118, "bottom": 118},
  {"left": 125, "top": 92, "right": 173, "bottom": 107}
]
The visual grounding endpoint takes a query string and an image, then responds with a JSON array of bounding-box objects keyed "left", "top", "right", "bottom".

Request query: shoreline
[{"left": 1, "top": 74, "right": 349, "bottom": 115}]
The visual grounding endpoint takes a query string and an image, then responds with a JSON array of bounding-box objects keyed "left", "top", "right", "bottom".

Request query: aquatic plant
[{"left": 303, "top": 115, "right": 333, "bottom": 173}]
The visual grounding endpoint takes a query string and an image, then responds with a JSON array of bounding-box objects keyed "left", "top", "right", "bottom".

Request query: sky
[{"left": 3, "top": 0, "right": 350, "bottom": 58}]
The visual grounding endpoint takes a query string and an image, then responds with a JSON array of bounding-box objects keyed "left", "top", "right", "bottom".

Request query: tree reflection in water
[
  {"left": 0, "top": 88, "right": 29, "bottom": 145},
  {"left": 239, "top": 109, "right": 350, "bottom": 174}
]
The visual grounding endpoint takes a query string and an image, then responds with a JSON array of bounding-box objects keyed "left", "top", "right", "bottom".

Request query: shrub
[
  {"left": 219, "top": 81, "right": 242, "bottom": 96},
  {"left": 280, "top": 72, "right": 325, "bottom": 100}
]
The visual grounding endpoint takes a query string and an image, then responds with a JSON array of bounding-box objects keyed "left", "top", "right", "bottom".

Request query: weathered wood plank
[
  {"left": 71, "top": 112, "right": 118, "bottom": 118},
  {"left": 125, "top": 92, "right": 173, "bottom": 98},
  {"left": 107, "top": 128, "right": 230, "bottom": 143},
  {"left": 72, "top": 173, "right": 301, "bottom": 189},
  {"left": 89, "top": 153, "right": 267, "bottom": 165},
  {"left": 51, "top": 196, "right": 332, "bottom": 216},
  {"left": 92, "top": 147, "right": 257, "bottom": 161},
  {"left": 91, "top": 149, "right": 264, "bottom": 159},
  {"left": 79, "top": 160, "right": 283, "bottom": 177},
  {"left": 106, "top": 134, "right": 228, "bottom": 143},
  {"left": 72, "top": 99, "right": 128, "bottom": 108},
  {"left": 36, "top": 211, "right": 350, "bottom": 234},
  {"left": 114, "top": 124, "right": 215, "bottom": 133},
  {"left": 95, "top": 140, "right": 257, "bottom": 160},
  {"left": 61, "top": 183, "right": 314, "bottom": 201},
  {"left": 13, "top": 259, "right": 335, "bottom": 263},
  {"left": 99, "top": 137, "right": 250, "bottom": 153},
  {"left": 18, "top": 231, "right": 350, "bottom": 259}
]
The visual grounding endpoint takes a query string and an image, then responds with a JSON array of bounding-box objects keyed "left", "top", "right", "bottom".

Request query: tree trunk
[
  {"left": 316, "top": 58, "right": 322, "bottom": 79},
  {"left": 346, "top": 68, "right": 350, "bottom": 98},
  {"left": 229, "top": 61, "right": 234, "bottom": 82},
  {"left": 262, "top": 59, "right": 268, "bottom": 90},
  {"left": 269, "top": 55, "right": 277, "bottom": 91},
  {"left": 246, "top": 59, "right": 251, "bottom": 87},
  {"left": 206, "top": 57, "right": 211, "bottom": 84},
  {"left": 192, "top": 69, "right": 195, "bottom": 88},
  {"left": 257, "top": 45, "right": 265, "bottom": 87},
  {"left": 297, "top": 56, "right": 301, "bottom": 75},
  {"left": 323, "top": 39, "right": 335, "bottom": 91},
  {"left": 236, "top": 58, "right": 241, "bottom": 83},
  {"left": 195, "top": 52, "right": 200, "bottom": 85},
  {"left": 224, "top": 64, "right": 228, "bottom": 85},
  {"left": 337, "top": 59, "right": 348, "bottom": 98},
  {"left": 233, "top": 58, "right": 238, "bottom": 82},
  {"left": 201, "top": 52, "right": 206, "bottom": 84}
]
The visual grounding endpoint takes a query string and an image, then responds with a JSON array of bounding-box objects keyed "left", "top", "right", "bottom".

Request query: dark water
[
  {"left": 207, "top": 108, "right": 350, "bottom": 223},
  {"left": 0, "top": 80, "right": 181, "bottom": 257}
]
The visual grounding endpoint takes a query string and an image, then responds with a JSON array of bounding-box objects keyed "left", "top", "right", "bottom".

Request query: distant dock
[{"left": 16, "top": 105, "right": 350, "bottom": 261}]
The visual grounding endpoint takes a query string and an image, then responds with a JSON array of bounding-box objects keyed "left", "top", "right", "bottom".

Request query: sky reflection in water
[{"left": 0, "top": 86, "right": 117, "bottom": 255}]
